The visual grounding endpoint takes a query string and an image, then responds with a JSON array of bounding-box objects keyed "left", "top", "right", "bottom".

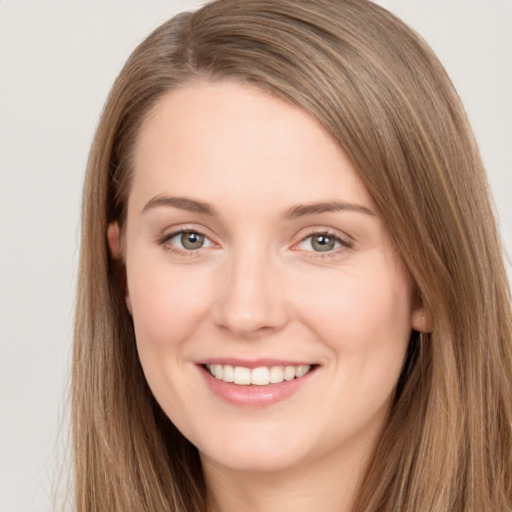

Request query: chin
[
  {"left": 203, "top": 449, "right": 301, "bottom": 474},
  {"left": 198, "top": 428, "right": 307, "bottom": 473}
]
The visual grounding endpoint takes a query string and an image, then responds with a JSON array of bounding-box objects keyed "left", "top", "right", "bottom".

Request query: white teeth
[
  {"left": 222, "top": 364, "right": 234, "bottom": 383},
  {"left": 206, "top": 363, "right": 312, "bottom": 386},
  {"left": 284, "top": 366, "right": 296, "bottom": 381},
  {"left": 213, "top": 364, "right": 223, "bottom": 379},
  {"left": 251, "top": 367, "right": 270, "bottom": 386},
  {"left": 269, "top": 366, "right": 284, "bottom": 383},
  {"left": 296, "top": 365, "right": 309, "bottom": 377},
  {"left": 233, "top": 366, "right": 251, "bottom": 385}
]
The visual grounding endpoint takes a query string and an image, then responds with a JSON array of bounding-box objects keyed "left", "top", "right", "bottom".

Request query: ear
[
  {"left": 107, "top": 222, "right": 121, "bottom": 259},
  {"left": 411, "top": 298, "right": 433, "bottom": 333},
  {"left": 107, "top": 222, "right": 133, "bottom": 315},
  {"left": 125, "top": 291, "right": 133, "bottom": 315}
]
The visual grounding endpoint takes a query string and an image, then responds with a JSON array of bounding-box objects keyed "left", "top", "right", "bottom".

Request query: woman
[{"left": 73, "top": 0, "right": 512, "bottom": 510}]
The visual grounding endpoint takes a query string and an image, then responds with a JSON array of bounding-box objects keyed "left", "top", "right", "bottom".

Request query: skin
[{"left": 109, "top": 81, "right": 426, "bottom": 512}]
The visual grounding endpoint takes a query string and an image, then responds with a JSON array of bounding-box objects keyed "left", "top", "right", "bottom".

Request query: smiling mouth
[{"left": 204, "top": 363, "right": 315, "bottom": 386}]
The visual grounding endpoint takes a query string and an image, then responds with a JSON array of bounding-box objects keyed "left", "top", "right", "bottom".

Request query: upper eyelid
[
  {"left": 156, "top": 228, "right": 216, "bottom": 255},
  {"left": 290, "top": 227, "right": 355, "bottom": 256},
  {"left": 296, "top": 234, "right": 351, "bottom": 250},
  {"left": 155, "top": 225, "right": 353, "bottom": 248},
  {"left": 293, "top": 226, "right": 354, "bottom": 244},
  {"left": 159, "top": 233, "right": 214, "bottom": 250},
  {"left": 158, "top": 224, "right": 215, "bottom": 241}
]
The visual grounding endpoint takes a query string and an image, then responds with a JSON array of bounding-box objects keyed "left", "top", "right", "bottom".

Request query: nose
[{"left": 213, "top": 247, "right": 289, "bottom": 338}]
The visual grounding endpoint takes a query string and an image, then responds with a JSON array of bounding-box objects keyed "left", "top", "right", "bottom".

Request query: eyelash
[
  {"left": 156, "top": 228, "right": 353, "bottom": 258},
  {"left": 294, "top": 229, "right": 353, "bottom": 258},
  {"left": 156, "top": 228, "right": 215, "bottom": 256}
]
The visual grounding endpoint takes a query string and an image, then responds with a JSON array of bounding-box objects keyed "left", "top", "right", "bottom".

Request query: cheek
[
  {"left": 125, "top": 263, "right": 216, "bottom": 429},
  {"left": 296, "top": 263, "right": 413, "bottom": 435},
  {"left": 126, "top": 263, "right": 214, "bottom": 352},
  {"left": 299, "top": 262, "right": 413, "bottom": 360}
]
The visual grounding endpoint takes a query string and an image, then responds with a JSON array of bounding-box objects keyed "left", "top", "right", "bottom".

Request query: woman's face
[{"left": 114, "top": 81, "right": 425, "bottom": 475}]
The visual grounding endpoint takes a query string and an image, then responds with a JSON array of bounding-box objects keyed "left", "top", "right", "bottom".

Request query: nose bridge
[{"left": 214, "top": 240, "right": 287, "bottom": 337}]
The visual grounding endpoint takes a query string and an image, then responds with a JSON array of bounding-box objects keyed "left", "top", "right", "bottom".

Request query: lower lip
[{"left": 198, "top": 366, "right": 316, "bottom": 407}]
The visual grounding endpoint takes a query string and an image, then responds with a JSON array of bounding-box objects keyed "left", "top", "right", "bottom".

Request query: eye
[
  {"left": 298, "top": 232, "right": 346, "bottom": 253},
  {"left": 165, "top": 230, "right": 213, "bottom": 251}
]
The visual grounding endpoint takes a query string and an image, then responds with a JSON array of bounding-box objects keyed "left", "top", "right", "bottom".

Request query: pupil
[
  {"left": 181, "top": 231, "right": 204, "bottom": 250},
  {"left": 312, "top": 235, "right": 335, "bottom": 252}
]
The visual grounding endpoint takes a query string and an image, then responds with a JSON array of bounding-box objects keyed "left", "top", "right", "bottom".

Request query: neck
[{"left": 202, "top": 439, "right": 373, "bottom": 512}]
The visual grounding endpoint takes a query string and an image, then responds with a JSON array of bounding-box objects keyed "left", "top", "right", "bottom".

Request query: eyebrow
[
  {"left": 142, "top": 195, "right": 375, "bottom": 218},
  {"left": 283, "top": 201, "right": 375, "bottom": 219},
  {"left": 142, "top": 195, "right": 218, "bottom": 216}
]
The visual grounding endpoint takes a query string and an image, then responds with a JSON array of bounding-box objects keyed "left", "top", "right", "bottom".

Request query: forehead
[{"left": 129, "top": 80, "right": 374, "bottom": 214}]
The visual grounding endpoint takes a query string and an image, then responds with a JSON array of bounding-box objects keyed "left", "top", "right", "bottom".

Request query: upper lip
[{"left": 197, "top": 358, "right": 316, "bottom": 369}]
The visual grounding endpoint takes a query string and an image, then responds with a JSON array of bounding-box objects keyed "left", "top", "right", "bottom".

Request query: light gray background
[{"left": 1, "top": 1, "right": 511, "bottom": 511}]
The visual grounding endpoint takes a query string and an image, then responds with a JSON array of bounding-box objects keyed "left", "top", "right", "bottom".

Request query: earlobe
[
  {"left": 107, "top": 222, "right": 121, "bottom": 259},
  {"left": 125, "top": 293, "right": 133, "bottom": 315},
  {"left": 411, "top": 306, "right": 433, "bottom": 333},
  {"left": 107, "top": 222, "right": 132, "bottom": 315}
]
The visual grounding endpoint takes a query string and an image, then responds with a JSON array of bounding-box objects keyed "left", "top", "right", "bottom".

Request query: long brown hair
[{"left": 73, "top": 1, "right": 512, "bottom": 510}]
